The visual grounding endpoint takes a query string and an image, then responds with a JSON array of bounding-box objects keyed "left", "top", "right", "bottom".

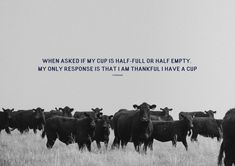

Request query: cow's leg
[
  {"left": 172, "top": 135, "right": 177, "bottom": 147},
  {"left": 104, "top": 140, "right": 109, "bottom": 149},
  {"left": 111, "top": 137, "right": 120, "bottom": 149},
  {"left": 133, "top": 141, "right": 140, "bottom": 152},
  {"left": 33, "top": 128, "right": 37, "bottom": 134},
  {"left": 46, "top": 132, "right": 57, "bottom": 149},
  {"left": 224, "top": 151, "right": 233, "bottom": 166},
  {"left": 121, "top": 140, "right": 126, "bottom": 149},
  {"left": 86, "top": 142, "right": 92, "bottom": 152},
  {"left": 182, "top": 139, "right": 188, "bottom": 151},
  {"left": 96, "top": 141, "right": 101, "bottom": 149},
  {"left": 78, "top": 143, "right": 84, "bottom": 151}
]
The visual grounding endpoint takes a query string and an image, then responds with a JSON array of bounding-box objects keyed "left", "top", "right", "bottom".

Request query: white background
[{"left": 0, "top": 0, "right": 235, "bottom": 119}]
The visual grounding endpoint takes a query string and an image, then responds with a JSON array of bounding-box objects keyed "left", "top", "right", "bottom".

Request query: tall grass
[{"left": 0, "top": 130, "right": 221, "bottom": 166}]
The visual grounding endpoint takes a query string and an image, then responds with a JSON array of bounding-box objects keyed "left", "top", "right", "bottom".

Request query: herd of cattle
[{"left": 0, "top": 102, "right": 234, "bottom": 166}]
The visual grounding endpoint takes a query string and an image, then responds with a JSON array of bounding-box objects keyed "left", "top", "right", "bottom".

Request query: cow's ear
[
  {"left": 204, "top": 111, "right": 208, "bottom": 113},
  {"left": 169, "top": 109, "right": 173, "bottom": 111},
  {"left": 150, "top": 105, "right": 156, "bottom": 109},
  {"left": 99, "top": 108, "right": 103, "bottom": 111},
  {"left": 133, "top": 105, "right": 139, "bottom": 109},
  {"left": 2, "top": 108, "right": 6, "bottom": 111},
  {"left": 213, "top": 111, "right": 217, "bottom": 113},
  {"left": 11, "top": 108, "right": 14, "bottom": 112},
  {"left": 91, "top": 108, "right": 95, "bottom": 112},
  {"left": 41, "top": 109, "right": 44, "bottom": 112},
  {"left": 70, "top": 108, "right": 74, "bottom": 112},
  {"left": 160, "top": 108, "right": 164, "bottom": 111},
  {"left": 55, "top": 107, "right": 59, "bottom": 111}
]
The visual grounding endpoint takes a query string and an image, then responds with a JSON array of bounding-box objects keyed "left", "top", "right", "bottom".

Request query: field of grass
[{"left": 0, "top": 130, "right": 221, "bottom": 166}]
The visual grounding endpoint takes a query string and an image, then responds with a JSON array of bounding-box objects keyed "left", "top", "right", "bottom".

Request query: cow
[
  {"left": 93, "top": 115, "right": 111, "bottom": 149},
  {"left": 190, "top": 117, "right": 223, "bottom": 142},
  {"left": 111, "top": 102, "right": 156, "bottom": 152},
  {"left": 74, "top": 108, "right": 103, "bottom": 119},
  {"left": 147, "top": 113, "right": 193, "bottom": 151},
  {"left": 0, "top": 108, "right": 14, "bottom": 134},
  {"left": 41, "top": 114, "right": 96, "bottom": 151},
  {"left": 9, "top": 107, "right": 45, "bottom": 134},
  {"left": 179, "top": 110, "right": 216, "bottom": 120},
  {"left": 44, "top": 106, "right": 74, "bottom": 120},
  {"left": 218, "top": 108, "right": 235, "bottom": 166},
  {"left": 150, "top": 107, "right": 173, "bottom": 121}
]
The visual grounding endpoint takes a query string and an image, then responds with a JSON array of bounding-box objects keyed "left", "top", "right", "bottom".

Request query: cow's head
[
  {"left": 181, "top": 113, "right": 194, "bottom": 129},
  {"left": 133, "top": 102, "right": 156, "bottom": 123},
  {"left": 160, "top": 107, "right": 173, "bottom": 116},
  {"left": 2, "top": 108, "right": 14, "bottom": 120},
  {"left": 91, "top": 108, "right": 103, "bottom": 119},
  {"left": 60, "top": 106, "right": 74, "bottom": 117},
  {"left": 205, "top": 110, "right": 216, "bottom": 118},
  {"left": 33, "top": 107, "right": 45, "bottom": 124}
]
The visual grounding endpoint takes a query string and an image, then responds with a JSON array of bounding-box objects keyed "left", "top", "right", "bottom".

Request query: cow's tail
[
  {"left": 218, "top": 141, "right": 224, "bottom": 166},
  {"left": 41, "top": 130, "right": 46, "bottom": 139}
]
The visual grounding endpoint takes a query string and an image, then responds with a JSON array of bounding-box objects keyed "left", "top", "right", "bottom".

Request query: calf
[
  {"left": 191, "top": 117, "right": 222, "bottom": 142},
  {"left": 42, "top": 114, "right": 96, "bottom": 151},
  {"left": 0, "top": 108, "right": 14, "bottom": 134},
  {"left": 147, "top": 113, "right": 193, "bottom": 150},
  {"left": 93, "top": 116, "right": 111, "bottom": 149}
]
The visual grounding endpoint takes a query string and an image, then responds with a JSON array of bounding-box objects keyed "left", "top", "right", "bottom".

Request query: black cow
[
  {"left": 74, "top": 108, "right": 103, "bottom": 119},
  {"left": 44, "top": 106, "right": 74, "bottom": 120},
  {"left": 179, "top": 110, "right": 216, "bottom": 120},
  {"left": 9, "top": 107, "right": 45, "bottom": 133},
  {"left": 41, "top": 114, "right": 96, "bottom": 151},
  {"left": 0, "top": 108, "right": 14, "bottom": 134},
  {"left": 112, "top": 102, "right": 156, "bottom": 152},
  {"left": 147, "top": 113, "right": 193, "bottom": 150},
  {"left": 150, "top": 107, "right": 173, "bottom": 121},
  {"left": 191, "top": 117, "right": 223, "bottom": 142},
  {"left": 93, "top": 115, "right": 111, "bottom": 149},
  {"left": 218, "top": 108, "right": 235, "bottom": 166}
]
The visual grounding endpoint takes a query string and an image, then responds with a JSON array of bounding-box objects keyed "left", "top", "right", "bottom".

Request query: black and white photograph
[{"left": 0, "top": 0, "right": 235, "bottom": 165}]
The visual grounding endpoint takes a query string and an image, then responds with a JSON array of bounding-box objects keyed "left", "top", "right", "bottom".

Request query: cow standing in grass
[
  {"left": 9, "top": 107, "right": 45, "bottom": 133},
  {"left": 112, "top": 102, "right": 156, "bottom": 152},
  {"left": 0, "top": 108, "right": 14, "bottom": 134},
  {"left": 42, "top": 113, "right": 96, "bottom": 151},
  {"left": 93, "top": 115, "right": 111, "bottom": 149},
  {"left": 191, "top": 117, "right": 223, "bottom": 142},
  {"left": 218, "top": 108, "right": 235, "bottom": 166},
  {"left": 147, "top": 113, "right": 193, "bottom": 150}
]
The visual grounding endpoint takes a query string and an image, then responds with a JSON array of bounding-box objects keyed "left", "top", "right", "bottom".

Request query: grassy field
[{"left": 0, "top": 130, "right": 221, "bottom": 166}]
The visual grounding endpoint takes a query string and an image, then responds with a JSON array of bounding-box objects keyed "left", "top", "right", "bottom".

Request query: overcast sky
[{"left": 0, "top": 0, "right": 235, "bottom": 119}]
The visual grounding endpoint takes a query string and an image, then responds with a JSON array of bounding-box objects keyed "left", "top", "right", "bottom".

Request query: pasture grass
[{"left": 0, "top": 131, "right": 221, "bottom": 166}]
